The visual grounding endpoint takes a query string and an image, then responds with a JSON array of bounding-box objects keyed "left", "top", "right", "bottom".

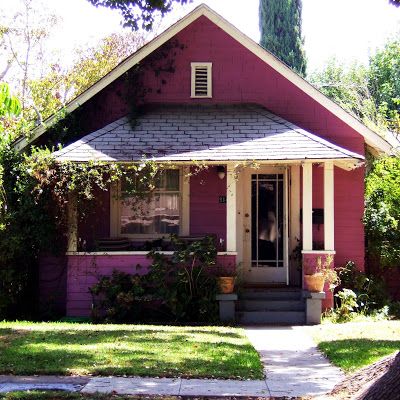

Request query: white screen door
[{"left": 243, "top": 169, "right": 289, "bottom": 284}]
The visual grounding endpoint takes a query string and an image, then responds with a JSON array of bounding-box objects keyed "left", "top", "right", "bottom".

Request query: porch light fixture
[{"left": 217, "top": 165, "right": 226, "bottom": 180}]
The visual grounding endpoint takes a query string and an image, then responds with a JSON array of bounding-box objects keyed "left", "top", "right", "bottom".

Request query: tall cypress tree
[{"left": 259, "top": 0, "right": 307, "bottom": 76}]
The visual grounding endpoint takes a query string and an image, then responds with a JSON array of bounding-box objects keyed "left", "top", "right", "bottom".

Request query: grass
[
  {"left": 0, "top": 322, "right": 263, "bottom": 379},
  {"left": 310, "top": 320, "right": 400, "bottom": 373}
]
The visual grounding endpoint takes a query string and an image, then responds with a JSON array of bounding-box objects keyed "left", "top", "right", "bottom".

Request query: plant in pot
[
  {"left": 303, "top": 255, "right": 340, "bottom": 293},
  {"left": 215, "top": 264, "right": 237, "bottom": 294}
]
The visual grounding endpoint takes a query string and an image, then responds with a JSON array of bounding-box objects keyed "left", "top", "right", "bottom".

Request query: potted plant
[
  {"left": 303, "top": 255, "right": 340, "bottom": 292},
  {"left": 215, "top": 264, "right": 237, "bottom": 294}
]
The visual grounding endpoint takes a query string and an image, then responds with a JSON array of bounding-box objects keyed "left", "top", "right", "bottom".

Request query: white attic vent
[{"left": 191, "top": 62, "right": 212, "bottom": 98}]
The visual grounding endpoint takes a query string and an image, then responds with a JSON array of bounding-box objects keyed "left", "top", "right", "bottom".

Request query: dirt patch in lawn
[
  {"left": 315, "top": 351, "right": 400, "bottom": 400},
  {"left": 0, "top": 330, "right": 27, "bottom": 350}
]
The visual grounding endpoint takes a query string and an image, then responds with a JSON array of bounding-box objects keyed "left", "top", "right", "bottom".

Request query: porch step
[
  {"left": 240, "top": 288, "right": 302, "bottom": 301},
  {"left": 237, "top": 299, "right": 305, "bottom": 311},
  {"left": 236, "top": 288, "right": 305, "bottom": 324},
  {"left": 236, "top": 310, "right": 306, "bottom": 324}
]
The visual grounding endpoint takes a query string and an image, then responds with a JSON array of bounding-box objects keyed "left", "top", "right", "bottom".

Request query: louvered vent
[{"left": 191, "top": 62, "right": 212, "bottom": 98}]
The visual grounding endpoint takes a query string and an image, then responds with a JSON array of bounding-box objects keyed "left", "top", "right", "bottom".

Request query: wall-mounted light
[{"left": 217, "top": 165, "right": 226, "bottom": 180}]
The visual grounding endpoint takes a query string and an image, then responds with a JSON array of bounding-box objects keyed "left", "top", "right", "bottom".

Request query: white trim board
[{"left": 14, "top": 4, "right": 395, "bottom": 154}]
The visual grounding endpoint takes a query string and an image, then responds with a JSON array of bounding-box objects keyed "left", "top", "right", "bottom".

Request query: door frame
[{"left": 242, "top": 166, "right": 289, "bottom": 285}]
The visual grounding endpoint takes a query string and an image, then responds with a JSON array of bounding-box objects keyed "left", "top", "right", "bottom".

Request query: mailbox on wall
[{"left": 300, "top": 208, "right": 324, "bottom": 225}]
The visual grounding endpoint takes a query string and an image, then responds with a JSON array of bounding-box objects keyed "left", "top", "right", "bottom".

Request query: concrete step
[
  {"left": 240, "top": 289, "right": 302, "bottom": 301},
  {"left": 237, "top": 299, "right": 305, "bottom": 312},
  {"left": 236, "top": 310, "right": 306, "bottom": 325}
]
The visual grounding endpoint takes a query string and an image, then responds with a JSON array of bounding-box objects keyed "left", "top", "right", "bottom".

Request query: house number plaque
[{"left": 219, "top": 196, "right": 226, "bottom": 204}]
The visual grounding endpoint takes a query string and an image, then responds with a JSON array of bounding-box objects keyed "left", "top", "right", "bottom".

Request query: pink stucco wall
[{"left": 66, "top": 253, "right": 236, "bottom": 317}]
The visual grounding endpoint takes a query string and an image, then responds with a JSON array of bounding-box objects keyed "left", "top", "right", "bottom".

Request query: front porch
[{"left": 63, "top": 160, "right": 354, "bottom": 320}]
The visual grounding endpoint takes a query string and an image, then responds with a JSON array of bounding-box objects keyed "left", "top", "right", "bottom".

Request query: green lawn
[
  {"left": 311, "top": 320, "right": 400, "bottom": 373},
  {"left": 0, "top": 322, "right": 263, "bottom": 379}
]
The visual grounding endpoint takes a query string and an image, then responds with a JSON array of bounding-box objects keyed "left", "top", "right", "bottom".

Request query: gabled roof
[
  {"left": 54, "top": 104, "right": 364, "bottom": 169},
  {"left": 15, "top": 4, "right": 395, "bottom": 153}
]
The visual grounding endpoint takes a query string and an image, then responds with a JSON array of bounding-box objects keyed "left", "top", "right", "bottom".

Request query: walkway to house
[
  {"left": 0, "top": 326, "right": 343, "bottom": 398},
  {"left": 244, "top": 326, "right": 344, "bottom": 398}
]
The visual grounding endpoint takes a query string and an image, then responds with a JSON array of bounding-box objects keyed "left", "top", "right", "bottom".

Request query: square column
[
  {"left": 67, "top": 192, "right": 78, "bottom": 252},
  {"left": 302, "top": 163, "right": 313, "bottom": 251},
  {"left": 226, "top": 164, "right": 237, "bottom": 252},
  {"left": 324, "top": 161, "right": 335, "bottom": 251}
]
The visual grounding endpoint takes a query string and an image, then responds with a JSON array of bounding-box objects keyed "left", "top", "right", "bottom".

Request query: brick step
[{"left": 236, "top": 310, "right": 306, "bottom": 325}]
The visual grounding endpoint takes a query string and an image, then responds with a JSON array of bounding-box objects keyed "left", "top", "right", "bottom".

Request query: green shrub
[
  {"left": 364, "top": 156, "right": 400, "bottom": 267},
  {"left": 338, "top": 261, "right": 389, "bottom": 312},
  {"left": 90, "top": 270, "right": 147, "bottom": 322},
  {"left": 332, "top": 288, "right": 361, "bottom": 322},
  {"left": 90, "top": 235, "right": 219, "bottom": 323},
  {"left": 389, "top": 301, "right": 400, "bottom": 319}
]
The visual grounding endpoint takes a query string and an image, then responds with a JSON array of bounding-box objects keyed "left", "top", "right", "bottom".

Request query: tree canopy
[
  {"left": 87, "top": 0, "right": 189, "bottom": 30},
  {"left": 368, "top": 39, "right": 400, "bottom": 135},
  {"left": 259, "top": 0, "right": 307, "bottom": 75},
  {"left": 364, "top": 156, "right": 400, "bottom": 267},
  {"left": 0, "top": 82, "right": 21, "bottom": 119},
  {"left": 309, "top": 37, "right": 400, "bottom": 137}
]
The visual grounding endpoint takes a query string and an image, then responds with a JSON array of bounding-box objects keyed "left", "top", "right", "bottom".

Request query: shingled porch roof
[{"left": 54, "top": 104, "right": 364, "bottom": 167}]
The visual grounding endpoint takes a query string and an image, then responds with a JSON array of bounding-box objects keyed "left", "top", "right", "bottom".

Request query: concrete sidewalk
[
  {"left": 245, "top": 326, "right": 344, "bottom": 398},
  {"left": 0, "top": 325, "right": 343, "bottom": 398}
]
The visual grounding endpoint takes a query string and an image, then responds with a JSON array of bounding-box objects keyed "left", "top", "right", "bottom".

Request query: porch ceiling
[{"left": 54, "top": 104, "right": 364, "bottom": 166}]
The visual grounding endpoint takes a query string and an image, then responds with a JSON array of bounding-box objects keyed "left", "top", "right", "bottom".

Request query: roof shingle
[{"left": 54, "top": 104, "right": 364, "bottom": 163}]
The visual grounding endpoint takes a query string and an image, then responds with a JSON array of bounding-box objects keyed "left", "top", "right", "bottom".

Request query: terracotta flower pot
[
  {"left": 304, "top": 273, "right": 325, "bottom": 292},
  {"left": 217, "top": 276, "right": 235, "bottom": 294}
]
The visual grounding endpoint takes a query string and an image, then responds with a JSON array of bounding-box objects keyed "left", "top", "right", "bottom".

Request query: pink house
[{"left": 17, "top": 5, "right": 394, "bottom": 323}]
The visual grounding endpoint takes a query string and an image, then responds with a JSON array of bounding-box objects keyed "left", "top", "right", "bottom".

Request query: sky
[{"left": 2, "top": 0, "right": 400, "bottom": 73}]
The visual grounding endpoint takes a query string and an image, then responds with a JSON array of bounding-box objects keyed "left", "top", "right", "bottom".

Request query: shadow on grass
[
  {"left": 317, "top": 339, "right": 400, "bottom": 372},
  {"left": 0, "top": 327, "right": 263, "bottom": 379}
]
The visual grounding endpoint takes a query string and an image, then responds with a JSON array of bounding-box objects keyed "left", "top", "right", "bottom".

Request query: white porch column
[
  {"left": 181, "top": 166, "right": 190, "bottom": 236},
  {"left": 290, "top": 165, "right": 301, "bottom": 251},
  {"left": 324, "top": 161, "right": 335, "bottom": 250},
  {"left": 302, "top": 163, "right": 313, "bottom": 251},
  {"left": 67, "top": 192, "right": 78, "bottom": 252},
  {"left": 226, "top": 164, "right": 237, "bottom": 252}
]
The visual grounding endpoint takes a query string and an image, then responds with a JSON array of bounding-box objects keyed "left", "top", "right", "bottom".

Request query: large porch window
[{"left": 118, "top": 169, "right": 181, "bottom": 236}]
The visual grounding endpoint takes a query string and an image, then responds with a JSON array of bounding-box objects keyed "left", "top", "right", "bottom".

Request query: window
[
  {"left": 120, "top": 169, "right": 181, "bottom": 236},
  {"left": 191, "top": 62, "right": 212, "bottom": 98}
]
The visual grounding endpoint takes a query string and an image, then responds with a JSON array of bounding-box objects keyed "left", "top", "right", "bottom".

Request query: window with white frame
[
  {"left": 119, "top": 169, "right": 181, "bottom": 236},
  {"left": 191, "top": 62, "right": 212, "bottom": 98}
]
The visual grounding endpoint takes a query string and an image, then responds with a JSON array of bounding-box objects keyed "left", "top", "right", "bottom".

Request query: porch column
[
  {"left": 302, "top": 163, "right": 313, "bottom": 251},
  {"left": 67, "top": 192, "right": 78, "bottom": 252},
  {"left": 324, "top": 161, "right": 335, "bottom": 251},
  {"left": 226, "top": 164, "right": 237, "bottom": 252}
]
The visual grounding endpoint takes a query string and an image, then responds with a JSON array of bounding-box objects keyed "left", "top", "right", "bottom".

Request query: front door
[{"left": 243, "top": 169, "right": 289, "bottom": 284}]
